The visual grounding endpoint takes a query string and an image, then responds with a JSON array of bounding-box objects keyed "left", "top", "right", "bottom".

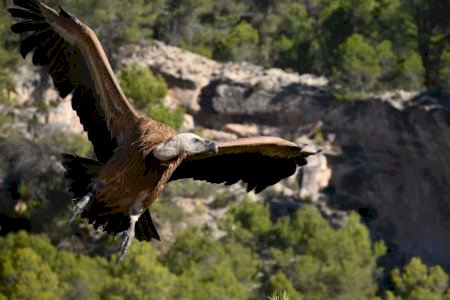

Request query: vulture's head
[{"left": 153, "top": 133, "right": 218, "bottom": 161}]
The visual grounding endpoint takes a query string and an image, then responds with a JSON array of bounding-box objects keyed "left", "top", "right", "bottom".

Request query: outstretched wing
[
  {"left": 7, "top": 0, "right": 139, "bottom": 162},
  {"left": 170, "top": 136, "right": 319, "bottom": 193}
]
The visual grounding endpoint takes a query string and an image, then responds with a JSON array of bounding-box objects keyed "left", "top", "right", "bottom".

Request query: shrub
[
  {"left": 267, "top": 273, "right": 302, "bottom": 300},
  {"left": 222, "top": 199, "right": 386, "bottom": 299},
  {"left": 119, "top": 64, "right": 185, "bottom": 129},
  {"left": 332, "top": 34, "right": 381, "bottom": 99},
  {"left": 0, "top": 9, "right": 18, "bottom": 106},
  {"left": 0, "top": 69, "right": 16, "bottom": 106},
  {"left": 213, "top": 22, "right": 259, "bottom": 62},
  {"left": 145, "top": 104, "right": 185, "bottom": 131},
  {"left": 398, "top": 51, "right": 425, "bottom": 91},
  {"left": 376, "top": 40, "right": 397, "bottom": 87},
  {"left": 385, "top": 257, "right": 450, "bottom": 300},
  {"left": 268, "top": 290, "right": 293, "bottom": 300},
  {"left": 439, "top": 49, "right": 450, "bottom": 94},
  {"left": 119, "top": 64, "right": 167, "bottom": 109},
  {"left": 163, "top": 227, "right": 258, "bottom": 299}
]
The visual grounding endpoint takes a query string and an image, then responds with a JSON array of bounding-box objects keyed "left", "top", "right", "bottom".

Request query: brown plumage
[{"left": 7, "top": 0, "right": 318, "bottom": 261}]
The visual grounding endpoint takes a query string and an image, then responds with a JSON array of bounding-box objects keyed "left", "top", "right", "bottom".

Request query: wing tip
[
  {"left": 297, "top": 144, "right": 323, "bottom": 157},
  {"left": 58, "top": 5, "right": 74, "bottom": 19}
]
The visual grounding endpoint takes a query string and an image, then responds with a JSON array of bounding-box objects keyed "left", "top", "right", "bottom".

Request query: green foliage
[
  {"left": 268, "top": 290, "right": 292, "bottom": 300},
  {"left": 65, "top": 134, "right": 94, "bottom": 158},
  {"left": 267, "top": 273, "right": 303, "bottom": 300},
  {"left": 403, "top": 0, "right": 449, "bottom": 89},
  {"left": 0, "top": 114, "right": 13, "bottom": 136},
  {"left": 119, "top": 64, "right": 167, "bottom": 109},
  {"left": 58, "top": 0, "right": 163, "bottom": 62},
  {"left": 385, "top": 257, "right": 450, "bottom": 300},
  {"left": 0, "top": 230, "right": 257, "bottom": 300},
  {"left": 222, "top": 199, "right": 385, "bottom": 299},
  {"left": 0, "top": 11, "right": 18, "bottom": 69},
  {"left": 222, "top": 196, "right": 272, "bottom": 247},
  {"left": 145, "top": 105, "right": 185, "bottom": 131},
  {"left": 0, "top": 232, "right": 118, "bottom": 299},
  {"left": 104, "top": 243, "right": 178, "bottom": 300},
  {"left": 0, "top": 248, "right": 61, "bottom": 299},
  {"left": 2, "top": 0, "right": 449, "bottom": 94},
  {"left": 376, "top": 40, "right": 397, "bottom": 87},
  {"left": 440, "top": 49, "right": 450, "bottom": 94},
  {"left": 270, "top": 3, "right": 314, "bottom": 71},
  {"left": 5, "top": 199, "right": 450, "bottom": 300},
  {"left": 397, "top": 51, "right": 425, "bottom": 91},
  {"left": 163, "top": 227, "right": 258, "bottom": 299},
  {"left": 0, "top": 10, "right": 18, "bottom": 105},
  {"left": 0, "top": 69, "right": 16, "bottom": 105},
  {"left": 273, "top": 210, "right": 384, "bottom": 299},
  {"left": 119, "top": 64, "right": 185, "bottom": 129},
  {"left": 214, "top": 22, "right": 259, "bottom": 62},
  {"left": 332, "top": 34, "right": 381, "bottom": 98}
]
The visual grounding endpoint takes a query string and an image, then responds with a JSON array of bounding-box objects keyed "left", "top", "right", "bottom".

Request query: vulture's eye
[{"left": 193, "top": 138, "right": 200, "bottom": 143}]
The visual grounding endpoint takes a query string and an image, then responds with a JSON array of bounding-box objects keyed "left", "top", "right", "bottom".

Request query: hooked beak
[{"left": 206, "top": 140, "right": 218, "bottom": 154}]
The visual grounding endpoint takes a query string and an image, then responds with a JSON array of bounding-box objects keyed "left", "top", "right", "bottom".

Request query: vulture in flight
[{"left": 7, "top": 0, "right": 318, "bottom": 261}]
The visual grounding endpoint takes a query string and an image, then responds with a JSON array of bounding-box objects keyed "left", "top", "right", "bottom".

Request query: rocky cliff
[{"left": 120, "top": 42, "right": 450, "bottom": 268}]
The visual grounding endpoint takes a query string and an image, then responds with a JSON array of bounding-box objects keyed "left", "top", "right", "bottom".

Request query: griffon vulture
[{"left": 7, "top": 0, "right": 318, "bottom": 261}]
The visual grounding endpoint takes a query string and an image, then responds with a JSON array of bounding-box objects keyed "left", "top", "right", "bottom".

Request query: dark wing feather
[
  {"left": 13, "top": 0, "right": 40, "bottom": 12},
  {"left": 19, "top": 29, "right": 53, "bottom": 58},
  {"left": 10, "top": 20, "right": 49, "bottom": 33},
  {"left": 170, "top": 137, "right": 317, "bottom": 193},
  {"left": 71, "top": 86, "right": 116, "bottom": 162},
  {"left": 8, "top": 0, "right": 122, "bottom": 162},
  {"left": 8, "top": 8, "right": 44, "bottom": 20}
]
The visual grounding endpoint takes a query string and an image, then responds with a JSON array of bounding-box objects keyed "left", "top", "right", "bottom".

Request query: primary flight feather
[{"left": 7, "top": 0, "right": 317, "bottom": 261}]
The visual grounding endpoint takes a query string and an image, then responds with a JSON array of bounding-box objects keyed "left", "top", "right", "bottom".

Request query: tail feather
[
  {"left": 61, "top": 154, "right": 160, "bottom": 242},
  {"left": 135, "top": 210, "right": 161, "bottom": 242}
]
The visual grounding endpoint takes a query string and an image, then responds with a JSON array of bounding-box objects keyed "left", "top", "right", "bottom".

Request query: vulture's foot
[
  {"left": 118, "top": 215, "right": 138, "bottom": 263},
  {"left": 68, "top": 192, "right": 92, "bottom": 223}
]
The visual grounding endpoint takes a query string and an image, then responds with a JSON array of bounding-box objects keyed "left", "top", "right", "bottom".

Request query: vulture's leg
[
  {"left": 68, "top": 192, "right": 92, "bottom": 223},
  {"left": 118, "top": 214, "right": 139, "bottom": 262}
]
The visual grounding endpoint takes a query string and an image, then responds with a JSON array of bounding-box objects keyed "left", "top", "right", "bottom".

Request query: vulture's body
[{"left": 6, "top": 0, "right": 318, "bottom": 261}]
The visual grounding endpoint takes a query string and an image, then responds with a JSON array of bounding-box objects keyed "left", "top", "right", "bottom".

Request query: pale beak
[{"left": 206, "top": 140, "right": 218, "bottom": 154}]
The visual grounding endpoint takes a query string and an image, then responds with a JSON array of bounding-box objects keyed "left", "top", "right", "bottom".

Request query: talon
[
  {"left": 117, "top": 215, "right": 138, "bottom": 263},
  {"left": 68, "top": 192, "right": 92, "bottom": 223}
]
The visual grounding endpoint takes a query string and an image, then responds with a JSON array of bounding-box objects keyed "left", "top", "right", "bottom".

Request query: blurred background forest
[{"left": 1, "top": 0, "right": 450, "bottom": 299}]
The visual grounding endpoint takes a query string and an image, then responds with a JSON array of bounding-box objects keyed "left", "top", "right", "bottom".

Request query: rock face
[
  {"left": 118, "top": 42, "right": 327, "bottom": 114},
  {"left": 5, "top": 66, "right": 84, "bottom": 138},
  {"left": 198, "top": 79, "right": 450, "bottom": 268},
  {"left": 137, "top": 42, "right": 450, "bottom": 268}
]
